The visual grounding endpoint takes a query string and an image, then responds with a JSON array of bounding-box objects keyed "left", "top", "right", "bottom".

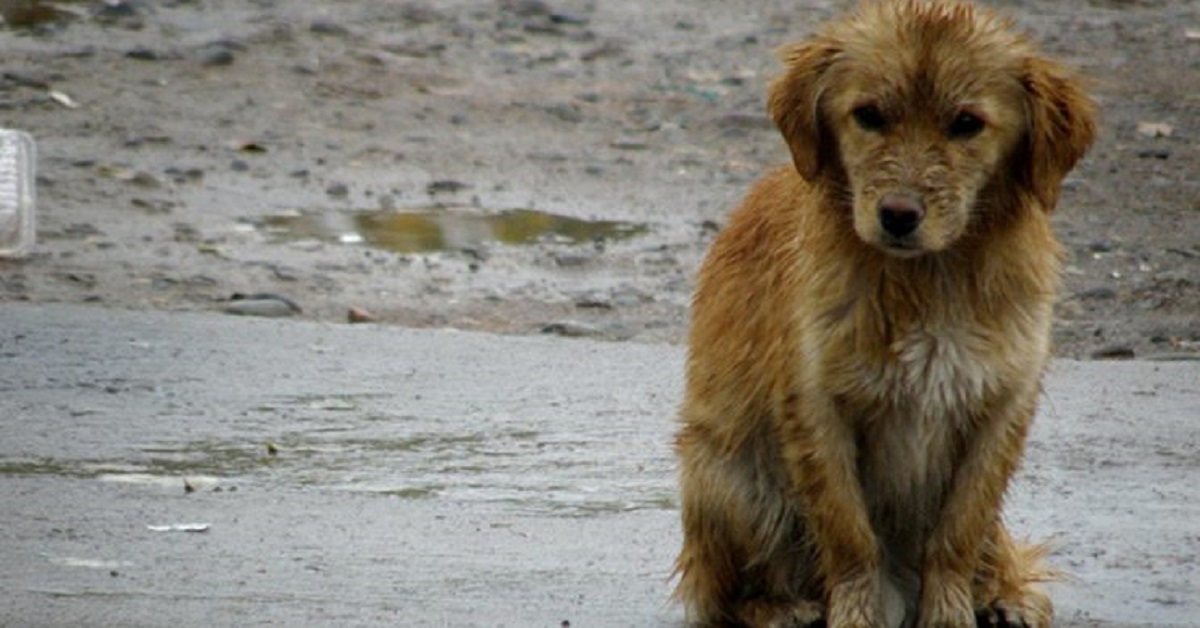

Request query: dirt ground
[{"left": 0, "top": 0, "right": 1196, "bottom": 359}]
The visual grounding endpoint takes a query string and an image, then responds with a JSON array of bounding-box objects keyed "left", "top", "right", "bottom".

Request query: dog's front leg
[
  {"left": 780, "top": 392, "right": 884, "bottom": 628},
  {"left": 918, "top": 390, "right": 1039, "bottom": 628}
]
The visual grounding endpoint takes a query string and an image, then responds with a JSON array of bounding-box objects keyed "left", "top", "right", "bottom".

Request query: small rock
[
  {"left": 326, "top": 182, "right": 350, "bottom": 198},
  {"left": 1136, "top": 149, "right": 1170, "bottom": 160},
  {"left": 1091, "top": 344, "right": 1135, "bottom": 360},
  {"left": 1136, "top": 121, "right": 1173, "bottom": 138},
  {"left": 232, "top": 140, "right": 267, "bottom": 154},
  {"left": 544, "top": 103, "right": 583, "bottom": 123},
  {"left": 309, "top": 19, "right": 350, "bottom": 37},
  {"left": 575, "top": 293, "right": 613, "bottom": 309},
  {"left": 131, "top": 172, "right": 161, "bottom": 188},
  {"left": 580, "top": 41, "right": 624, "bottom": 63},
  {"left": 225, "top": 293, "right": 301, "bottom": 317},
  {"left": 94, "top": 0, "right": 145, "bottom": 28},
  {"left": 347, "top": 307, "right": 377, "bottom": 324},
  {"left": 541, "top": 321, "right": 603, "bottom": 338},
  {"left": 125, "top": 47, "right": 158, "bottom": 61},
  {"left": 427, "top": 179, "right": 470, "bottom": 194},
  {"left": 202, "top": 49, "right": 235, "bottom": 67},
  {"left": 1077, "top": 286, "right": 1116, "bottom": 300},
  {"left": 549, "top": 11, "right": 588, "bottom": 26},
  {"left": 553, "top": 252, "right": 591, "bottom": 267},
  {"left": 500, "top": 0, "right": 551, "bottom": 17},
  {"left": 95, "top": 0, "right": 140, "bottom": 19}
]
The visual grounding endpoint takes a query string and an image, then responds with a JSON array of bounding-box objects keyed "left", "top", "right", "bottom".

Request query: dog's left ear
[
  {"left": 768, "top": 39, "right": 841, "bottom": 181},
  {"left": 1020, "top": 57, "right": 1097, "bottom": 211}
]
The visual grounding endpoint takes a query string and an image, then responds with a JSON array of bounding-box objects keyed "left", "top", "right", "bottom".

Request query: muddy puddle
[{"left": 256, "top": 207, "right": 649, "bottom": 254}]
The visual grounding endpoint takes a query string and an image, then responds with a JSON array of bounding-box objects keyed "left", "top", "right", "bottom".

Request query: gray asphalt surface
[{"left": 1, "top": 304, "right": 1197, "bottom": 627}]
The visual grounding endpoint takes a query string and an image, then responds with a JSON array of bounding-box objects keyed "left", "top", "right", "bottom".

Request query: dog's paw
[
  {"left": 974, "top": 590, "right": 1052, "bottom": 628},
  {"left": 771, "top": 599, "right": 825, "bottom": 628},
  {"left": 917, "top": 576, "right": 973, "bottom": 628},
  {"left": 739, "top": 598, "right": 825, "bottom": 628}
]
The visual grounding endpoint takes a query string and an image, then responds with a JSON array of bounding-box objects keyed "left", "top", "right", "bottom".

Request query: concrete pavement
[{"left": 1, "top": 304, "right": 1196, "bottom": 627}]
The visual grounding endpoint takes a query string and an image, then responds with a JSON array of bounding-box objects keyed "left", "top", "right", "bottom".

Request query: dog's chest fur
[
  {"left": 812, "top": 287, "right": 1025, "bottom": 531},
  {"left": 862, "top": 326, "right": 987, "bottom": 507}
]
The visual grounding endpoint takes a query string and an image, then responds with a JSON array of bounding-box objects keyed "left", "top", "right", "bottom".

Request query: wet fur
[{"left": 673, "top": 2, "right": 1095, "bottom": 627}]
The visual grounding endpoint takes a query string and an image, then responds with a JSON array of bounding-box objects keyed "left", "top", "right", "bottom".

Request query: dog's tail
[
  {"left": 1012, "top": 538, "right": 1064, "bottom": 585},
  {"left": 974, "top": 528, "right": 1061, "bottom": 628}
]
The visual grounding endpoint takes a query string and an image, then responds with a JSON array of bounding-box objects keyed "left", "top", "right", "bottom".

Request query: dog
[{"left": 672, "top": 1, "right": 1096, "bottom": 627}]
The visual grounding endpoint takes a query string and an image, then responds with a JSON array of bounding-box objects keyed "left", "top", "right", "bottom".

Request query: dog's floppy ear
[
  {"left": 1020, "top": 57, "right": 1097, "bottom": 211},
  {"left": 768, "top": 39, "right": 840, "bottom": 181}
]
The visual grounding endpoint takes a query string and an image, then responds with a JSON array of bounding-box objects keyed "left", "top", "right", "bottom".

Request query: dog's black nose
[{"left": 878, "top": 196, "right": 924, "bottom": 238}]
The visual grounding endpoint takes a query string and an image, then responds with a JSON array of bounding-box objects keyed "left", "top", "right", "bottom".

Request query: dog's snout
[{"left": 878, "top": 196, "right": 925, "bottom": 238}]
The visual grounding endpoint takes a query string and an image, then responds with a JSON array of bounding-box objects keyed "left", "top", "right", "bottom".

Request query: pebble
[
  {"left": 347, "top": 307, "right": 377, "bottom": 323},
  {"left": 94, "top": 0, "right": 144, "bottom": 27},
  {"left": 309, "top": 20, "right": 350, "bottom": 37},
  {"left": 574, "top": 294, "right": 613, "bottom": 309},
  {"left": 326, "top": 182, "right": 350, "bottom": 198},
  {"left": 549, "top": 11, "right": 588, "bottom": 26},
  {"left": 500, "top": 0, "right": 551, "bottom": 17},
  {"left": 125, "top": 47, "right": 158, "bottom": 61},
  {"left": 1091, "top": 344, "right": 1136, "bottom": 360},
  {"left": 1077, "top": 286, "right": 1116, "bottom": 300},
  {"left": 224, "top": 293, "right": 301, "bottom": 318},
  {"left": 541, "top": 321, "right": 603, "bottom": 338},
  {"left": 1136, "top": 149, "right": 1170, "bottom": 160},
  {"left": 427, "top": 180, "right": 470, "bottom": 194},
  {"left": 544, "top": 103, "right": 583, "bottom": 123},
  {"left": 1135, "top": 121, "right": 1173, "bottom": 138},
  {"left": 553, "top": 252, "right": 591, "bottom": 267},
  {"left": 202, "top": 49, "right": 236, "bottom": 67}
]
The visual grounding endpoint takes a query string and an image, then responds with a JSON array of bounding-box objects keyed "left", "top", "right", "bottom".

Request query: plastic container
[{"left": 0, "top": 129, "right": 36, "bottom": 258}]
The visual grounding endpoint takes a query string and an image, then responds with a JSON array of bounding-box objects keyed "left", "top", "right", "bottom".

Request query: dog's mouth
[{"left": 878, "top": 238, "right": 927, "bottom": 258}]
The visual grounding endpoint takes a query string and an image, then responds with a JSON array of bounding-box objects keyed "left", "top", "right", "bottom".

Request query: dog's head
[{"left": 769, "top": 0, "right": 1096, "bottom": 257}]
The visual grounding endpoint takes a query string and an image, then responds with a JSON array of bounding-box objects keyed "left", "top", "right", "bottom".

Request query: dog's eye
[
  {"left": 949, "top": 110, "right": 985, "bottom": 139},
  {"left": 851, "top": 105, "right": 887, "bottom": 132}
]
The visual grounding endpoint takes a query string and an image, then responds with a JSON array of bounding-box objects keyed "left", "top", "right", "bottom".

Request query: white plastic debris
[
  {"left": 146, "top": 523, "right": 211, "bottom": 533},
  {"left": 47, "top": 90, "right": 79, "bottom": 109},
  {"left": 0, "top": 129, "right": 36, "bottom": 258}
]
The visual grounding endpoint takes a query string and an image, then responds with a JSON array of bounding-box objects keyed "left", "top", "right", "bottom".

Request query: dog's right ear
[{"left": 768, "top": 40, "right": 841, "bottom": 181}]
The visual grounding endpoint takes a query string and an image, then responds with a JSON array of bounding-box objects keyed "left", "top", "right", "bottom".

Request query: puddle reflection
[{"left": 259, "top": 207, "right": 648, "bottom": 254}]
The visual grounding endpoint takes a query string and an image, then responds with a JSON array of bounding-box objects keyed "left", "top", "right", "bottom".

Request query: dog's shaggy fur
[{"left": 673, "top": 2, "right": 1096, "bottom": 627}]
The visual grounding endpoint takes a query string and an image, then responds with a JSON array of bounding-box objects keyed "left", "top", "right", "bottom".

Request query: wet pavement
[{"left": 1, "top": 303, "right": 1197, "bottom": 627}]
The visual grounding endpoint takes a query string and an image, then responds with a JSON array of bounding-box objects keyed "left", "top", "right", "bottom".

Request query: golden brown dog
[{"left": 673, "top": 1, "right": 1095, "bottom": 627}]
